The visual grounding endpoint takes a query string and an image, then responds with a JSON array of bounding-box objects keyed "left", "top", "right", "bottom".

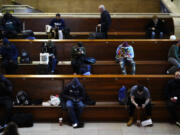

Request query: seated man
[
  {"left": 165, "top": 71, "right": 180, "bottom": 127},
  {"left": 115, "top": 41, "right": 136, "bottom": 75},
  {"left": 0, "top": 12, "right": 22, "bottom": 38},
  {"left": 166, "top": 40, "right": 180, "bottom": 74},
  {"left": 49, "top": 13, "right": 66, "bottom": 39},
  {"left": 146, "top": 15, "right": 164, "bottom": 39},
  {"left": 0, "top": 38, "right": 18, "bottom": 74},
  {"left": 127, "top": 85, "right": 152, "bottom": 127},
  {"left": 0, "top": 75, "right": 13, "bottom": 132},
  {"left": 71, "top": 42, "right": 91, "bottom": 75},
  {"left": 61, "top": 78, "right": 85, "bottom": 128},
  {"left": 41, "top": 40, "right": 57, "bottom": 74}
]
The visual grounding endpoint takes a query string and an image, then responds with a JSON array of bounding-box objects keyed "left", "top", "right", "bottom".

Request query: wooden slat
[
  {"left": 2, "top": 39, "right": 178, "bottom": 42},
  {"left": 4, "top": 74, "right": 174, "bottom": 78}
]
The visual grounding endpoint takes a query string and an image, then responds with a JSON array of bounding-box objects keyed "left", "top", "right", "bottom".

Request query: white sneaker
[
  {"left": 72, "top": 123, "right": 78, "bottom": 128},
  {"left": 176, "top": 121, "right": 180, "bottom": 127}
]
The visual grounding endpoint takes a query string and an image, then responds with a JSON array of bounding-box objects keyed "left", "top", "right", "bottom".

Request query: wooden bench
[
  {"left": 18, "top": 17, "right": 174, "bottom": 39},
  {"left": 30, "top": 32, "right": 147, "bottom": 39},
  {"left": 4, "top": 75, "right": 178, "bottom": 122},
  {"left": 13, "top": 101, "right": 179, "bottom": 122},
  {"left": 3, "top": 39, "right": 176, "bottom": 61},
  {"left": 0, "top": 60, "right": 170, "bottom": 75}
]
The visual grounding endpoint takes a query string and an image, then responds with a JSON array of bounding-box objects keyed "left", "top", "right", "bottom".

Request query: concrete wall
[
  {"left": 0, "top": 0, "right": 12, "bottom": 7},
  {"left": 13, "top": 0, "right": 161, "bottom": 13}
]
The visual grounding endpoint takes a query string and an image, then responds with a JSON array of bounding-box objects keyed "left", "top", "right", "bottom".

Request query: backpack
[
  {"left": 118, "top": 86, "right": 128, "bottom": 105},
  {"left": 20, "top": 50, "right": 31, "bottom": 63},
  {"left": 14, "top": 90, "right": 32, "bottom": 105}
]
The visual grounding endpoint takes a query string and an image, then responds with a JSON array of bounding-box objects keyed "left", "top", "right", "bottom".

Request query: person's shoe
[
  {"left": 72, "top": 123, "right": 78, "bottom": 128},
  {"left": 73, "top": 122, "right": 84, "bottom": 128},
  {"left": 0, "top": 125, "right": 4, "bottom": 133},
  {"left": 127, "top": 117, "right": 134, "bottom": 126},
  {"left": 175, "top": 121, "right": 180, "bottom": 127},
  {"left": 136, "top": 120, "right": 141, "bottom": 127}
]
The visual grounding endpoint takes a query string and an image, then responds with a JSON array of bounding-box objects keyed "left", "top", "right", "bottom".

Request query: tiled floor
[{"left": 17, "top": 122, "right": 180, "bottom": 135}]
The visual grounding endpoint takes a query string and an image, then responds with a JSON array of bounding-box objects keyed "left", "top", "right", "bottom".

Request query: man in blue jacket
[
  {"left": 0, "top": 38, "right": 18, "bottom": 74},
  {"left": 49, "top": 13, "right": 66, "bottom": 39},
  {"left": 97, "top": 5, "right": 111, "bottom": 39}
]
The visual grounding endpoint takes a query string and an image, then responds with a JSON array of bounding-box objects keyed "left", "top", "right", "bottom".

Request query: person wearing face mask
[
  {"left": 0, "top": 12, "right": 22, "bottom": 38},
  {"left": 165, "top": 71, "right": 180, "bottom": 127},
  {"left": 0, "top": 38, "right": 18, "bottom": 74},
  {"left": 61, "top": 78, "right": 85, "bottom": 128},
  {"left": 127, "top": 85, "right": 152, "bottom": 127},
  {"left": 146, "top": 15, "right": 165, "bottom": 39}
]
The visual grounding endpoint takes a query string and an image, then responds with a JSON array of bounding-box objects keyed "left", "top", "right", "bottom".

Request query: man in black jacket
[
  {"left": 61, "top": 78, "right": 85, "bottom": 128},
  {"left": 97, "top": 5, "right": 111, "bottom": 39},
  {"left": 165, "top": 71, "right": 180, "bottom": 127},
  {"left": 0, "top": 12, "right": 22, "bottom": 38},
  {"left": 0, "top": 75, "right": 13, "bottom": 132},
  {"left": 146, "top": 15, "right": 164, "bottom": 39}
]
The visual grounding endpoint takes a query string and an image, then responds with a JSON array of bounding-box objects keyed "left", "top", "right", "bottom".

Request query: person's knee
[
  {"left": 78, "top": 101, "right": 85, "bottom": 109},
  {"left": 66, "top": 100, "right": 74, "bottom": 109}
]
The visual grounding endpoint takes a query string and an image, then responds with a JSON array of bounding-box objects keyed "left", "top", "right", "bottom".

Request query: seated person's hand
[
  {"left": 152, "top": 27, "right": 155, "bottom": 31},
  {"left": 97, "top": 24, "right": 101, "bottom": 27},
  {"left": 170, "top": 97, "right": 177, "bottom": 103},
  {"left": 142, "top": 104, "right": 146, "bottom": 109},
  {"left": 135, "top": 104, "right": 140, "bottom": 109}
]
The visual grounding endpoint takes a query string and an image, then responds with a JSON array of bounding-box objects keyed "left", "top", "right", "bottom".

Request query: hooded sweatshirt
[
  {"left": 61, "top": 78, "right": 85, "bottom": 102},
  {"left": 115, "top": 43, "right": 134, "bottom": 60},
  {"left": 168, "top": 44, "right": 180, "bottom": 63}
]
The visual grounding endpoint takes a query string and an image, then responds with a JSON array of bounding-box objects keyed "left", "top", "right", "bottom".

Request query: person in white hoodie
[{"left": 115, "top": 41, "right": 136, "bottom": 74}]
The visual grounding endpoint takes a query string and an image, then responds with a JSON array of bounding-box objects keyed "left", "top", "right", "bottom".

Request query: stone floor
[{"left": 16, "top": 122, "right": 180, "bottom": 135}]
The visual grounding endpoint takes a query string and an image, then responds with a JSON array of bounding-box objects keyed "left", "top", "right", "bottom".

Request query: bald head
[
  {"left": 98, "top": 5, "right": 105, "bottom": 13},
  {"left": 175, "top": 71, "right": 180, "bottom": 79}
]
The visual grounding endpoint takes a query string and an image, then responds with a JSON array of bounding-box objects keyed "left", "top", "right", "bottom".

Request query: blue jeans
[
  {"left": 66, "top": 100, "right": 85, "bottom": 124},
  {"left": 119, "top": 58, "right": 136, "bottom": 75},
  {"left": 151, "top": 31, "right": 163, "bottom": 39},
  {"left": 49, "top": 57, "right": 57, "bottom": 73}
]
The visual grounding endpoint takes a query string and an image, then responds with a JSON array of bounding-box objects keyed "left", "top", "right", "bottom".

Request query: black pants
[
  {"left": 129, "top": 98, "right": 152, "bottom": 117},
  {"left": 0, "top": 98, "right": 13, "bottom": 126},
  {"left": 167, "top": 100, "right": 180, "bottom": 121},
  {"left": 101, "top": 26, "right": 109, "bottom": 39}
]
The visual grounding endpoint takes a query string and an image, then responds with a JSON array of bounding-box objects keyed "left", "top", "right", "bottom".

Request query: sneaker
[
  {"left": 0, "top": 125, "right": 4, "bottom": 133},
  {"left": 73, "top": 123, "right": 84, "bottom": 128},
  {"left": 72, "top": 123, "right": 78, "bottom": 128},
  {"left": 127, "top": 117, "right": 134, "bottom": 127},
  {"left": 176, "top": 121, "right": 180, "bottom": 127}
]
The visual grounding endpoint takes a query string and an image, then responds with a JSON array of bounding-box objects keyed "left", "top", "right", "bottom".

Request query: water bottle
[{"left": 59, "top": 117, "right": 63, "bottom": 126}]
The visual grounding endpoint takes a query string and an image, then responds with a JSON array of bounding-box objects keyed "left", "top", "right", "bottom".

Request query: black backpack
[
  {"left": 20, "top": 50, "right": 31, "bottom": 63},
  {"left": 14, "top": 90, "right": 32, "bottom": 105}
]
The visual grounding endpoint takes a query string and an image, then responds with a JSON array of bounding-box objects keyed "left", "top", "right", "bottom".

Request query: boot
[{"left": 127, "top": 117, "right": 134, "bottom": 126}]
